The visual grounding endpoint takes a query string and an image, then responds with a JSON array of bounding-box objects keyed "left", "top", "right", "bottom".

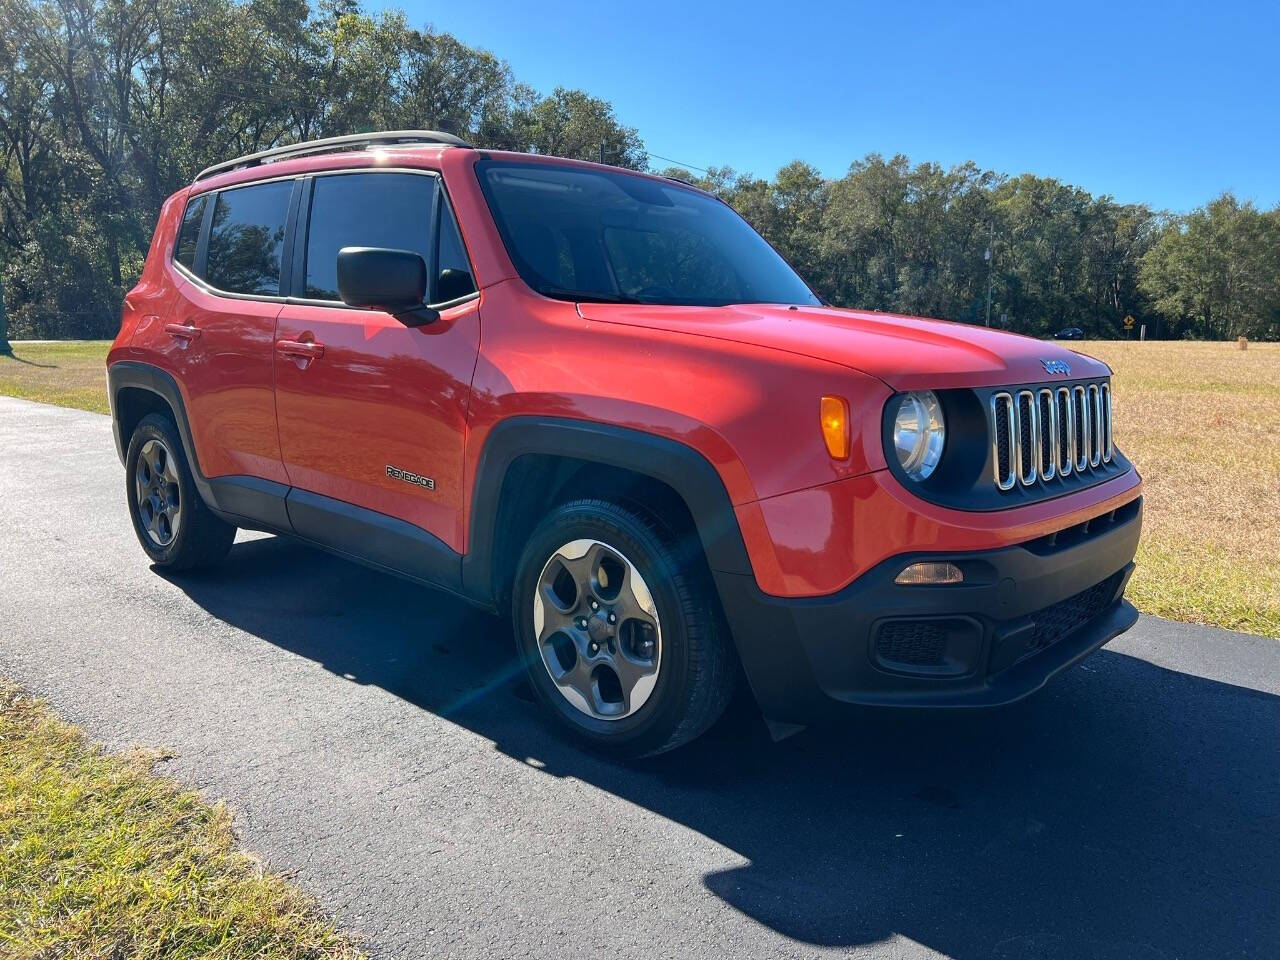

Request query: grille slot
[
  {"left": 1037, "top": 388, "right": 1056, "bottom": 481},
  {"left": 1056, "top": 387, "right": 1073, "bottom": 477},
  {"left": 1016, "top": 391, "right": 1037, "bottom": 484},
  {"left": 1072, "top": 385, "right": 1089, "bottom": 471},
  {"left": 990, "top": 380, "right": 1113, "bottom": 492},
  {"left": 1088, "top": 384, "right": 1102, "bottom": 466},
  {"left": 1100, "top": 382, "right": 1113, "bottom": 462},
  {"left": 990, "top": 393, "right": 1017, "bottom": 491}
]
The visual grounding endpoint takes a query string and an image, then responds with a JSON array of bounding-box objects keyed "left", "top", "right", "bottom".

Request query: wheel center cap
[{"left": 586, "top": 613, "right": 612, "bottom": 644}]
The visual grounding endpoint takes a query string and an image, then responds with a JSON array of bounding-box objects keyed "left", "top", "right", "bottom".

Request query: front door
[{"left": 273, "top": 171, "right": 480, "bottom": 579}]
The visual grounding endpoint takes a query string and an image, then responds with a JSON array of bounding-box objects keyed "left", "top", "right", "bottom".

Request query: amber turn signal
[{"left": 820, "top": 395, "right": 850, "bottom": 460}]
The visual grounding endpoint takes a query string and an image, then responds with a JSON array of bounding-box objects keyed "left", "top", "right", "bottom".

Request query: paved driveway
[{"left": 1, "top": 396, "right": 1276, "bottom": 959}]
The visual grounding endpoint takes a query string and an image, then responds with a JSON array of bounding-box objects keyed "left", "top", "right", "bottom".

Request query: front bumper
[{"left": 715, "top": 497, "right": 1142, "bottom": 726}]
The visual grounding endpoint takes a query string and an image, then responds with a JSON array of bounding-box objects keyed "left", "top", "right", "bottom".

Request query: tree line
[{"left": 1, "top": 0, "right": 1276, "bottom": 341}]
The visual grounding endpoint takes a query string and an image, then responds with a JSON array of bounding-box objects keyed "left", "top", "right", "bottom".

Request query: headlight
[{"left": 892, "top": 391, "right": 945, "bottom": 481}]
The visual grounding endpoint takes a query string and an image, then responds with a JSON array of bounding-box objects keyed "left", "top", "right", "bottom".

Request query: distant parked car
[
  {"left": 106, "top": 130, "right": 1142, "bottom": 756},
  {"left": 1055, "top": 327, "right": 1085, "bottom": 340}
]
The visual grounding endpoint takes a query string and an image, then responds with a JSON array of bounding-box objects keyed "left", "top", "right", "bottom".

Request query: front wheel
[{"left": 512, "top": 498, "right": 736, "bottom": 757}]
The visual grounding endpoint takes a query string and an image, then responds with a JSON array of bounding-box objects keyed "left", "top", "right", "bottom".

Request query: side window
[
  {"left": 304, "top": 173, "right": 436, "bottom": 301},
  {"left": 205, "top": 180, "right": 293, "bottom": 296},
  {"left": 435, "top": 201, "right": 476, "bottom": 302},
  {"left": 174, "top": 195, "right": 207, "bottom": 272}
]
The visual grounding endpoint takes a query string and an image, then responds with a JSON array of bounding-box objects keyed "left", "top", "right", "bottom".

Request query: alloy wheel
[
  {"left": 135, "top": 438, "right": 182, "bottom": 548},
  {"left": 532, "top": 539, "right": 662, "bottom": 720}
]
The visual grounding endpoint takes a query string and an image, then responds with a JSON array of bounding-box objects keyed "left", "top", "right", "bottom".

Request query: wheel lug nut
[
  {"left": 590, "top": 600, "right": 599, "bottom": 611},
  {"left": 607, "top": 612, "right": 616, "bottom": 624},
  {"left": 589, "top": 642, "right": 599, "bottom": 654}
]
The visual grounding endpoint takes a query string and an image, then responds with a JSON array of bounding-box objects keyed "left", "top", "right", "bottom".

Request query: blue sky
[{"left": 376, "top": 0, "right": 1279, "bottom": 212}]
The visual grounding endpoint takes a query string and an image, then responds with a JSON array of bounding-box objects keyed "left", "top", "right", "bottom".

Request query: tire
[
  {"left": 125, "top": 412, "right": 235, "bottom": 570},
  {"left": 512, "top": 497, "right": 736, "bottom": 757}
]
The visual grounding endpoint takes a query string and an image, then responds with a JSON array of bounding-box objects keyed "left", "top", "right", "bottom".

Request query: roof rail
[{"left": 193, "top": 130, "right": 472, "bottom": 182}]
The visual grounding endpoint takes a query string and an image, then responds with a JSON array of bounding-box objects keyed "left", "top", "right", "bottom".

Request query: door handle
[
  {"left": 276, "top": 339, "right": 325, "bottom": 361},
  {"left": 165, "top": 323, "right": 201, "bottom": 341}
]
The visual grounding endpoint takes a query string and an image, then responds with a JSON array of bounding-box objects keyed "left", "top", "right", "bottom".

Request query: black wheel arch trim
[
  {"left": 108, "top": 360, "right": 292, "bottom": 529},
  {"left": 461, "top": 416, "right": 755, "bottom": 606},
  {"left": 110, "top": 361, "right": 209, "bottom": 491}
]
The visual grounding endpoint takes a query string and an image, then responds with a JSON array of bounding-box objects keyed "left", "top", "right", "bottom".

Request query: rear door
[
  {"left": 273, "top": 170, "right": 480, "bottom": 573},
  {"left": 165, "top": 179, "right": 295, "bottom": 489}
]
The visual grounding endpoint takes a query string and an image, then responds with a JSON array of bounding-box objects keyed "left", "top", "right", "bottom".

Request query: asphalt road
[{"left": 2, "top": 395, "right": 1277, "bottom": 960}]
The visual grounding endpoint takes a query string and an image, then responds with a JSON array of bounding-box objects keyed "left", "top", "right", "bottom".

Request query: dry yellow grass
[
  {"left": 1076, "top": 340, "right": 1280, "bottom": 637},
  {"left": 2, "top": 340, "right": 1277, "bottom": 636}
]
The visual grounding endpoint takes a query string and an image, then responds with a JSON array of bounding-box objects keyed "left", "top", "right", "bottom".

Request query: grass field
[
  {"left": 1078, "top": 340, "right": 1279, "bottom": 637},
  {"left": 2, "top": 338, "right": 1277, "bottom": 636},
  {"left": 0, "top": 341, "right": 112, "bottom": 414},
  {"left": 0, "top": 684, "right": 362, "bottom": 959}
]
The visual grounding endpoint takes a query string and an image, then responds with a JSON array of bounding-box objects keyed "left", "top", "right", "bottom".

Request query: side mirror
[
  {"left": 337, "top": 247, "right": 438, "bottom": 326},
  {"left": 437, "top": 267, "right": 475, "bottom": 303}
]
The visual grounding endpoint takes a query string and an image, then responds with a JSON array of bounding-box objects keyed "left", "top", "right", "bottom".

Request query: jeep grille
[{"left": 990, "top": 381, "right": 1111, "bottom": 491}]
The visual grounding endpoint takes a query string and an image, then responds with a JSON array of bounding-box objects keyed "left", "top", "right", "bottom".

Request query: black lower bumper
[{"left": 715, "top": 498, "right": 1143, "bottom": 726}]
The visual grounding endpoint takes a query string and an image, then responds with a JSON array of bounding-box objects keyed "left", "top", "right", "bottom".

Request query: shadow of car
[{"left": 162, "top": 534, "right": 1280, "bottom": 959}]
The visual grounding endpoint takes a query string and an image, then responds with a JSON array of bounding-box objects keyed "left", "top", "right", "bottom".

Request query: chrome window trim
[
  {"left": 1016, "top": 389, "right": 1038, "bottom": 486},
  {"left": 1038, "top": 388, "right": 1057, "bottom": 481},
  {"left": 990, "top": 392, "right": 1018, "bottom": 491},
  {"left": 173, "top": 259, "right": 289, "bottom": 303}
]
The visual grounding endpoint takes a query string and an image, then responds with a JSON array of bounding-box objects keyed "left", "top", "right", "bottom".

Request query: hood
[{"left": 577, "top": 302, "right": 1110, "bottom": 390}]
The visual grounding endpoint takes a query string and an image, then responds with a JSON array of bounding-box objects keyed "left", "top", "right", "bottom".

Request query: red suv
[{"left": 107, "top": 131, "right": 1143, "bottom": 755}]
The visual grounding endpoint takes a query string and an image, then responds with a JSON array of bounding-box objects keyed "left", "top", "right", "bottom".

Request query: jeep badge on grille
[{"left": 1041, "top": 359, "right": 1071, "bottom": 375}]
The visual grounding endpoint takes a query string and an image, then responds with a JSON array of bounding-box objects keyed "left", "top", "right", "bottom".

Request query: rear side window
[
  {"left": 304, "top": 173, "right": 436, "bottom": 301},
  {"left": 205, "top": 181, "right": 293, "bottom": 296},
  {"left": 174, "top": 195, "right": 206, "bottom": 271}
]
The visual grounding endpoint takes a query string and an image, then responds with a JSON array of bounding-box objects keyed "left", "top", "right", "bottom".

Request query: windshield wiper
[{"left": 537, "top": 285, "right": 643, "bottom": 305}]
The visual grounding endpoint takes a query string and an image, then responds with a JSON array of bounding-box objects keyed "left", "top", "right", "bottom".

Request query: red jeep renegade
[{"left": 107, "top": 131, "right": 1143, "bottom": 755}]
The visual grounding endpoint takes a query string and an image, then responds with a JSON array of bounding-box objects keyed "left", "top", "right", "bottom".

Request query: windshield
[{"left": 477, "top": 162, "right": 821, "bottom": 308}]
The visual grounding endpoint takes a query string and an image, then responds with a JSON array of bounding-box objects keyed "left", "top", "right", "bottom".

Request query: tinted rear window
[
  {"left": 304, "top": 173, "right": 436, "bottom": 301},
  {"left": 206, "top": 181, "right": 293, "bottom": 296},
  {"left": 174, "top": 195, "right": 206, "bottom": 271}
]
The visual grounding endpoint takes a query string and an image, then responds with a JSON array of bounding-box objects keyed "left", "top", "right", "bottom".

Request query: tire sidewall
[
  {"left": 513, "top": 502, "right": 694, "bottom": 753},
  {"left": 125, "top": 414, "right": 199, "bottom": 567}
]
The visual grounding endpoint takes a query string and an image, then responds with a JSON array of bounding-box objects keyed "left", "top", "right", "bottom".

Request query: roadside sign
[{"left": 1123, "top": 315, "right": 1135, "bottom": 331}]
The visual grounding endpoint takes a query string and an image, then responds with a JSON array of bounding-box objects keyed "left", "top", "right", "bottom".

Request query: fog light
[{"left": 894, "top": 561, "right": 964, "bottom": 585}]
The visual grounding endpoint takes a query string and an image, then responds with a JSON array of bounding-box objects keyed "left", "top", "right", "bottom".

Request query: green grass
[
  {"left": 1, "top": 339, "right": 1275, "bottom": 636},
  {"left": 0, "top": 683, "right": 363, "bottom": 959},
  {"left": 0, "top": 341, "right": 112, "bottom": 414}
]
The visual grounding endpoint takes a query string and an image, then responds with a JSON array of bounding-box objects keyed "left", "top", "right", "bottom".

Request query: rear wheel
[
  {"left": 125, "top": 413, "right": 235, "bottom": 570},
  {"left": 512, "top": 498, "right": 735, "bottom": 756}
]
